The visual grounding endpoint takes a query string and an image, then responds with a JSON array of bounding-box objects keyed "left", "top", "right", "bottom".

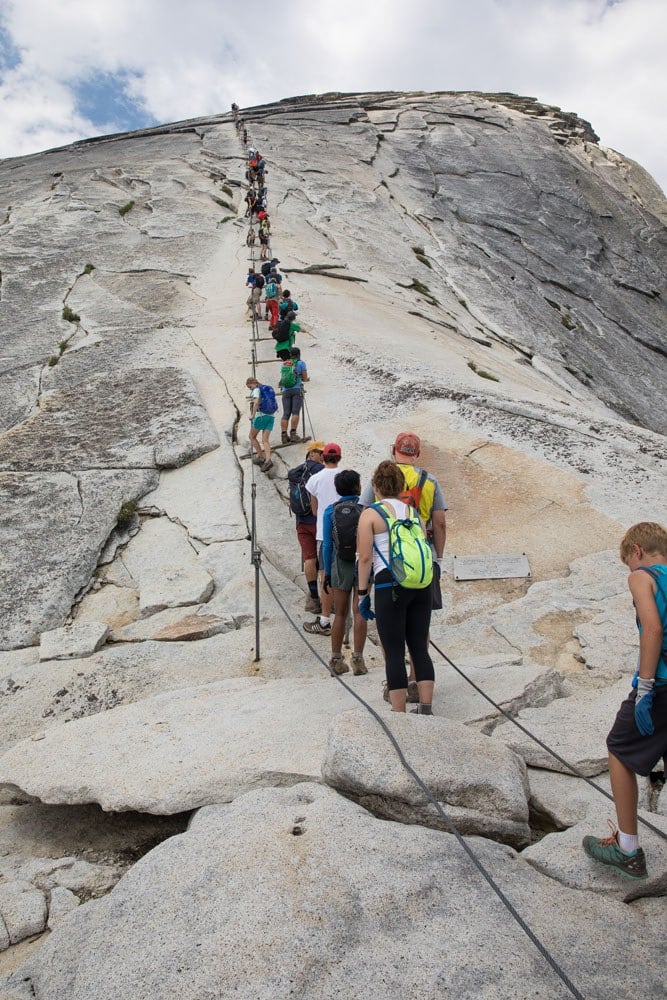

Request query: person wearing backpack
[
  {"left": 279, "top": 346, "right": 308, "bottom": 444},
  {"left": 321, "top": 470, "right": 368, "bottom": 676},
  {"left": 273, "top": 311, "right": 301, "bottom": 357},
  {"left": 304, "top": 443, "right": 343, "bottom": 635},
  {"left": 264, "top": 272, "right": 280, "bottom": 326},
  {"left": 245, "top": 376, "right": 277, "bottom": 473},
  {"left": 360, "top": 431, "right": 447, "bottom": 703},
  {"left": 357, "top": 461, "right": 435, "bottom": 714},
  {"left": 279, "top": 290, "right": 298, "bottom": 319},
  {"left": 288, "top": 441, "right": 325, "bottom": 614}
]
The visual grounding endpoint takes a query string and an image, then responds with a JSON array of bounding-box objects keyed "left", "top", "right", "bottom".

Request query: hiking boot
[
  {"left": 281, "top": 432, "right": 289, "bottom": 445},
  {"left": 582, "top": 823, "right": 647, "bottom": 880},
  {"left": 304, "top": 595, "right": 322, "bottom": 614},
  {"left": 260, "top": 459, "right": 273, "bottom": 473},
  {"left": 410, "top": 704, "right": 433, "bottom": 716},
  {"left": 290, "top": 430, "right": 299, "bottom": 442},
  {"left": 252, "top": 455, "right": 263, "bottom": 465},
  {"left": 407, "top": 681, "right": 420, "bottom": 703},
  {"left": 303, "top": 619, "right": 332, "bottom": 636},
  {"left": 351, "top": 653, "right": 368, "bottom": 676},
  {"left": 329, "top": 654, "right": 349, "bottom": 675}
]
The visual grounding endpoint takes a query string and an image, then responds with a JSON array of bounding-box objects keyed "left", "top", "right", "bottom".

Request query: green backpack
[
  {"left": 372, "top": 501, "right": 433, "bottom": 589},
  {"left": 279, "top": 360, "right": 297, "bottom": 389}
]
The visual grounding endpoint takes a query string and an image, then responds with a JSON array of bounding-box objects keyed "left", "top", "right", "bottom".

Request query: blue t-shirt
[{"left": 294, "top": 360, "right": 307, "bottom": 386}]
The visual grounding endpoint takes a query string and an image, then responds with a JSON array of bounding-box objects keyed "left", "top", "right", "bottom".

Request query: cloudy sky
[{"left": 0, "top": 0, "right": 664, "bottom": 192}]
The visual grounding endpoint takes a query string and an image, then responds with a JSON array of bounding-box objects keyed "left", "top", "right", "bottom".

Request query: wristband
[{"left": 358, "top": 588, "right": 369, "bottom": 596}]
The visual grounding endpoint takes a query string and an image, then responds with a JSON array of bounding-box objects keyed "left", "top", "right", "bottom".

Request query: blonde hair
[
  {"left": 620, "top": 522, "right": 667, "bottom": 560},
  {"left": 372, "top": 460, "right": 405, "bottom": 498}
]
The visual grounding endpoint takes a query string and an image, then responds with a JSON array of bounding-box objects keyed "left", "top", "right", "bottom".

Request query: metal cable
[
  {"left": 429, "top": 638, "right": 667, "bottom": 843},
  {"left": 258, "top": 562, "right": 584, "bottom": 1000}
]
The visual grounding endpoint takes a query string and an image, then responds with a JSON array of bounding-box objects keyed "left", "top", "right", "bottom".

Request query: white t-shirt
[{"left": 306, "top": 467, "right": 341, "bottom": 541}]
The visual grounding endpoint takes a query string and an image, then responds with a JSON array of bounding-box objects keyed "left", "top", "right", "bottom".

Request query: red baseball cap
[
  {"left": 393, "top": 432, "right": 420, "bottom": 457},
  {"left": 323, "top": 442, "right": 341, "bottom": 458}
]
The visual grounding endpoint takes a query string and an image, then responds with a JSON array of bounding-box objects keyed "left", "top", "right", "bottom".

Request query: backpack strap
[{"left": 371, "top": 502, "right": 398, "bottom": 588}]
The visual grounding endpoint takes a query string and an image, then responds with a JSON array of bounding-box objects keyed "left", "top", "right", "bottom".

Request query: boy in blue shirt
[{"left": 583, "top": 522, "right": 667, "bottom": 880}]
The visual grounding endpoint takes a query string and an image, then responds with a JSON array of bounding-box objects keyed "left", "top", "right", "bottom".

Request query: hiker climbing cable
[
  {"left": 304, "top": 444, "right": 344, "bottom": 635},
  {"left": 357, "top": 461, "right": 435, "bottom": 714},
  {"left": 288, "top": 442, "right": 326, "bottom": 615},
  {"left": 279, "top": 346, "right": 308, "bottom": 444},
  {"left": 321, "top": 469, "right": 368, "bottom": 676},
  {"left": 246, "top": 376, "right": 276, "bottom": 473},
  {"left": 360, "top": 432, "right": 447, "bottom": 703}
]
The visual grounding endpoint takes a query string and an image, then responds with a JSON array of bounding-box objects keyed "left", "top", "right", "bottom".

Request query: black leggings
[{"left": 374, "top": 570, "right": 434, "bottom": 690}]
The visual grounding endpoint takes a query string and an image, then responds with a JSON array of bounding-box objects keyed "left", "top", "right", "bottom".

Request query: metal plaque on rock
[{"left": 453, "top": 554, "right": 531, "bottom": 581}]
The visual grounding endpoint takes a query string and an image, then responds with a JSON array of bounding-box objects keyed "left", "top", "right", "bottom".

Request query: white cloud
[{"left": 0, "top": 0, "right": 665, "bottom": 192}]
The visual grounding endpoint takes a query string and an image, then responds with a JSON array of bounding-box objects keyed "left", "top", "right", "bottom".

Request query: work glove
[
  {"left": 634, "top": 678, "right": 655, "bottom": 737},
  {"left": 322, "top": 575, "right": 331, "bottom": 594},
  {"left": 359, "top": 594, "right": 375, "bottom": 621}
]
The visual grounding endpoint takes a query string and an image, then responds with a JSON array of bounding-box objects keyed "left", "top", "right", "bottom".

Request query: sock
[
  {"left": 319, "top": 616, "right": 331, "bottom": 627},
  {"left": 308, "top": 581, "right": 319, "bottom": 598},
  {"left": 617, "top": 830, "right": 640, "bottom": 854}
]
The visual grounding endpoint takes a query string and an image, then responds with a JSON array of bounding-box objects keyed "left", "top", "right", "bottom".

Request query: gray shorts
[
  {"left": 607, "top": 685, "right": 667, "bottom": 776},
  {"left": 331, "top": 556, "right": 356, "bottom": 593}
]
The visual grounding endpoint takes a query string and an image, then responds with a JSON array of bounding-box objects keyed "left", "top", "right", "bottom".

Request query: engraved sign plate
[{"left": 453, "top": 554, "right": 531, "bottom": 581}]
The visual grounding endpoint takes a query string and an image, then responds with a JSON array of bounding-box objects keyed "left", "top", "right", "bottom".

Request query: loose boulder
[{"left": 322, "top": 709, "right": 530, "bottom": 846}]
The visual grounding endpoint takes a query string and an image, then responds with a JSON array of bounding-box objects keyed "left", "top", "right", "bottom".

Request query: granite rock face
[
  {"left": 0, "top": 91, "right": 666, "bottom": 994},
  {"left": 323, "top": 709, "right": 531, "bottom": 846},
  {"left": 5, "top": 783, "right": 666, "bottom": 1000}
]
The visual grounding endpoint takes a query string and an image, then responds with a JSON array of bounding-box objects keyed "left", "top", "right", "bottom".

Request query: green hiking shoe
[{"left": 582, "top": 823, "right": 647, "bottom": 880}]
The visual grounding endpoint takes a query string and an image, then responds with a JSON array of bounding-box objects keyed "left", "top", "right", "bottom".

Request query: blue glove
[
  {"left": 634, "top": 680, "right": 655, "bottom": 737},
  {"left": 359, "top": 594, "right": 375, "bottom": 621}
]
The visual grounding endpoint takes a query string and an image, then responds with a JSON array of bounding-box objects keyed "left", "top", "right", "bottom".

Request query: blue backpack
[{"left": 258, "top": 384, "right": 278, "bottom": 414}]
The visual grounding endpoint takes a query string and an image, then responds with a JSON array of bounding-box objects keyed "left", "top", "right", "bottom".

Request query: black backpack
[
  {"left": 331, "top": 500, "right": 362, "bottom": 562},
  {"left": 288, "top": 462, "right": 317, "bottom": 516}
]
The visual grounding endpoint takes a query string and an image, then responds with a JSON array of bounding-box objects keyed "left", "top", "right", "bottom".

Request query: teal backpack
[{"left": 372, "top": 502, "right": 433, "bottom": 589}]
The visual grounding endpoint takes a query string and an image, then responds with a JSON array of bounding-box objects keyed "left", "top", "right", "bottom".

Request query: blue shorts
[{"left": 252, "top": 414, "right": 274, "bottom": 431}]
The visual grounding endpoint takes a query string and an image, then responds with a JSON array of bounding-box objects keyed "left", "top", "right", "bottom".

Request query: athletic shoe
[
  {"left": 304, "top": 595, "right": 322, "bottom": 614},
  {"left": 260, "top": 460, "right": 273, "bottom": 473},
  {"left": 329, "top": 654, "right": 349, "bottom": 675},
  {"left": 410, "top": 704, "right": 433, "bottom": 716},
  {"left": 252, "top": 455, "right": 263, "bottom": 465},
  {"left": 351, "top": 653, "right": 368, "bottom": 676},
  {"left": 303, "top": 619, "right": 332, "bottom": 636},
  {"left": 582, "top": 823, "right": 647, "bottom": 880}
]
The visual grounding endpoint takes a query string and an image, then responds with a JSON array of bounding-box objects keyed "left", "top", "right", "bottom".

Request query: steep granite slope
[{"left": 0, "top": 93, "right": 666, "bottom": 998}]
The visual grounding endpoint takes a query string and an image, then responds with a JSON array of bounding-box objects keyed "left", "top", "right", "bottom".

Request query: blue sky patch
[
  {"left": 0, "top": 24, "right": 21, "bottom": 73},
  {"left": 73, "top": 70, "right": 158, "bottom": 133}
]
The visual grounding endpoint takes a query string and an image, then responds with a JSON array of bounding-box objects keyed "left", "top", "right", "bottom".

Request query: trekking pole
[
  {"left": 250, "top": 480, "right": 261, "bottom": 662},
  {"left": 302, "top": 388, "right": 315, "bottom": 440}
]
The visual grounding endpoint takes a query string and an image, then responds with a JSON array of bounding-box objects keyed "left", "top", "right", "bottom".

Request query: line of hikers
[
  {"left": 241, "top": 135, "right": 308, "bottom": 473},
  {"left": 233, "top": 104, "right": 667, "bottom": 882},
  {"left": 288, "top": 434, "right": 448, "bottom": 716}
]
